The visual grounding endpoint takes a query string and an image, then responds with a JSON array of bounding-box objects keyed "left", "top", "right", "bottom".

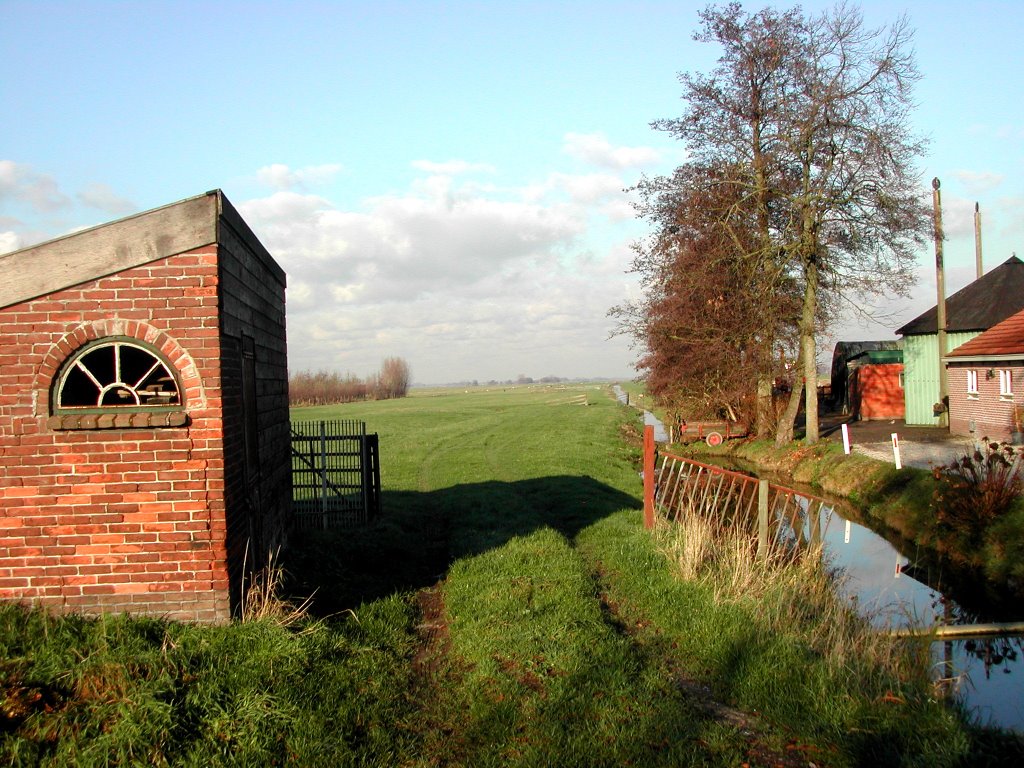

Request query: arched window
[{"left": 53, "top": 338, "right": 183, "bottom": 413}]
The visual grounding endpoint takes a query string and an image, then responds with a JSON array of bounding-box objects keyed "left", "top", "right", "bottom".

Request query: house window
[
  {"left": 50, "top": 338, "right": 186, "bottom": 429},
  {"left": 999, "top": 369, "right": 1014, "bottom": 399},
  {"left": 966, "top": 369, "right": 979, "bottom": 398}
]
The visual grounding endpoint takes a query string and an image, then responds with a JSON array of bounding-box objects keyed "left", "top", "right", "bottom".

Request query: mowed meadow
[{"left": 2, "top": 386, "right": 1014, "bottom": 766}]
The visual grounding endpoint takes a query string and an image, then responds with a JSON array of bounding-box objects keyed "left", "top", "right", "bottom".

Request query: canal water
[
  {"left": 612, "top": 386, "right": 669, "bottom": 442},
  {"left": 613, "top": 386, "right": 1024, "bottom": 731},
  {"left": 816, "top": 507, "right": 1023, "bottom": 731}
]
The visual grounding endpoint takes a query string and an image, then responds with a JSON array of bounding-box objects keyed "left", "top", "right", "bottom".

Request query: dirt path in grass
[
  {"left": 409, "top": 561, "right": 822, "bottom": 768},
  {"left": 590, "top": 565, "right": 826, "bottom": 768}
]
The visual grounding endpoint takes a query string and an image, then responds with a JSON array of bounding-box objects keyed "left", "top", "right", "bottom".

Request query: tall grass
[{"left": 657, "top": 511, "right": 919, "bottom": 688}]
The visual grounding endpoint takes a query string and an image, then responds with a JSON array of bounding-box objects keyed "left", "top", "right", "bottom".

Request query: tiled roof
[
  {"left": 897, "top": 255, "right": 1024, "bottom": 336},
  {"left": 947, "top": 307, "right": 1024, "bottom": 359}
]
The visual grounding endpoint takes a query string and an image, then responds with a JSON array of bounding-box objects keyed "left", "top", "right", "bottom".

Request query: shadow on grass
[{"left": 284, "top": 475, "right": 641, "bottom": 618}]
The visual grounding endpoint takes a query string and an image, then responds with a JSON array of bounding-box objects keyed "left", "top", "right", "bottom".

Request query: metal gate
[{"left": 291, "top": 419, "right": 381, "bottom": 529}]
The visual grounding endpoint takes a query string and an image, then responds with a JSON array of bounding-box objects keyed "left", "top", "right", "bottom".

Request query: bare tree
[
  {"left": 379, "top": 356, "right": 411, "bottom": 399},
  {"left": 635, "top": 2, "right": 929, "bottom": 444}
]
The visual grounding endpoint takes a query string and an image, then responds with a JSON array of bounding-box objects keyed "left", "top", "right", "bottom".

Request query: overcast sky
[{"left": 2, "top": 1, "right": 1021, "bottom": 383}]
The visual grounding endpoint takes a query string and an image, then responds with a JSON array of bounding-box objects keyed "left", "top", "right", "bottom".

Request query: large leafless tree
[{"left": 624, "top": 2, "right": 930, "bottom": 443}]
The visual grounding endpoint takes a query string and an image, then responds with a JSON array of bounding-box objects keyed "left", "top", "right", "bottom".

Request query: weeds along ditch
[{"left": 2, "top": 385, "right": 1020, "bottom": 765}]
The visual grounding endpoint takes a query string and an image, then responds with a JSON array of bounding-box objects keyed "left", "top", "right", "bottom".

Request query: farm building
[
  {"left": 0, "top": 190, "right": 291, "bottom": 622},
  {"left": 896, "top": 255, "right": 1024, "bottom": 426},
  {"left": 845, "top": 349, "right": 905, "bottom": 421},
  {"left": 945, "top": 307, "right": 1024, "bottom": 443},
  {"left": 829, "top": 340, "right": 901, "bottom": 415}
]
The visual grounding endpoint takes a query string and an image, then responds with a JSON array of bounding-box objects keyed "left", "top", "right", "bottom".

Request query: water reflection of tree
[
  {"left": 931, "top": 594, "right": 1022, "bottom": 699},
  {"left": 963, "top": 636, "right": 1021, "bottom": 679}
]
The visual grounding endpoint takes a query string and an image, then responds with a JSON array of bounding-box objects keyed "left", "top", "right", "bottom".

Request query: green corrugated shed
[{"left": 903, "top": 332, "right": 979, "bottom": 425}]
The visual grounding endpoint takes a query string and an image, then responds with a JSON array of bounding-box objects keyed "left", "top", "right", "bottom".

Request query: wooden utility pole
[
  {"left": 932, "top": 178, "right": 948, "bottom": 427},
  {"left": 974, "top": 202, "right": 984, "bottom": 279}
]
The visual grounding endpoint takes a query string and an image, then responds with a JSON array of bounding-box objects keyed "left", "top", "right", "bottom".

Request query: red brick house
[
  {"left": 945, "top": 307, "right": 1024, "bottom": 443},
  {"left": 0, "top": 191, "right": 291, "bottom": 622}
]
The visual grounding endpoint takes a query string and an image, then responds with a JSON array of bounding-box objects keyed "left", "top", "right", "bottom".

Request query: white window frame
[
  {"left": 999, "top": 369, "right": 1013, "bottom": 399},
  {"left": 966, "top": 369, "right": 979, "bottom": 398}
]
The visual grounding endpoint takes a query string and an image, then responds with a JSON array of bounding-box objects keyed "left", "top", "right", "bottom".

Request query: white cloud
[
  {"left": 238, "top": 161, "right": 642, "bottom": 382},
  {"left": 256, "top": 163, "right": 344, "bottom": 191},
  {"left": 553, "top": 172, "right": 625, "bottom": 204},
  {"left": 601, "top": 199, "right": 637, "bottom": 222},
  {"left": 952, "top": 170, "right": 1005, "bottom": 196},
  {"left": 563, "top": 132, "right": 661, "bottom": 169},
  {"left": 939, "top": 194, "right": 978, "bottom": 240},
  {"left": 0, "top": 160, "right": 70, "bottom": 212},
  {"left": 77, "top": 183, "right": 136, "bottom": 215},
  {"left": 0, "top": 231, "right": 23, "bottom": 255}
]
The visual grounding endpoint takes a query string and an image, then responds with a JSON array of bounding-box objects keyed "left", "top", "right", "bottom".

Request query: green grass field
[{"left": 2, "top": 384, "right": 1017, "bottom": 766}]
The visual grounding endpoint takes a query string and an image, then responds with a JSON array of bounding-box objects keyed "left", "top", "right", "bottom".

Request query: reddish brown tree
[{"left": 612, "top": 163, "right": 799, "bottom": 434}]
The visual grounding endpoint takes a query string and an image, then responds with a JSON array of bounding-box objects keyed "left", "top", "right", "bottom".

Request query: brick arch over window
[{"left": 35, "top": 319, "right": 207, "bottom": 428}]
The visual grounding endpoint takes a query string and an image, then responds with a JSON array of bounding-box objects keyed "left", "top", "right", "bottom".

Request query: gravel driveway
[
  {"left": 821, "top": 416, "right": 980, "bottom": 471},
  {"left": 849, "top": 436, "right": 976, "bottom": 470}
]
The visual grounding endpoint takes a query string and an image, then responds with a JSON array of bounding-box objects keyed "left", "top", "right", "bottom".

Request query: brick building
[
  {"left": 945, "top": 307, "right": 1024, "bottom": 443},
  {"left": 0, "top": 191, "right": 291, "bottom": 622}
]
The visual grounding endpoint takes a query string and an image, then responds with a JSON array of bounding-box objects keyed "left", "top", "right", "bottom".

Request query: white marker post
[
  {"left": 841, "top": 423, "right": 851, "bottom": 455},
  {"left": 844, "top": 518, "right": 851, "bottom": 544},
  {"left": 891, "top": 433, "right": 902, "bottom": 470}
]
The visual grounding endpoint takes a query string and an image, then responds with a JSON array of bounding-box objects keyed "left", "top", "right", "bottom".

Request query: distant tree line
[{"left": 289, "top": 357, "right": 411, "bottom": 405}]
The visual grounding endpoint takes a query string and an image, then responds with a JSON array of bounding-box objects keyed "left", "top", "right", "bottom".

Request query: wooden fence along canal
[{"left": 641, "top": 425, "right": 834, "bottom": 557}]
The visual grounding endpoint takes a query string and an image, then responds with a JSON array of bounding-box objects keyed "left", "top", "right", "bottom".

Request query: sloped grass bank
[
  {"left": 2, "top": 386, "right": 1018, "bottom": 765},
  {"left": 574, "top": 512, "right": 980, "bottom": 768}
]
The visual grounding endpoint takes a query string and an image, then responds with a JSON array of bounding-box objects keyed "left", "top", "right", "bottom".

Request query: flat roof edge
[{"left": 0, "top": 192, "right": 220, "bottom": 309}]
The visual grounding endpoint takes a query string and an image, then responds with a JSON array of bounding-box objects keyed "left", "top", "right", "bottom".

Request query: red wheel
[{"left": 705, "top": 431, "right": 724, "bottom": 447}]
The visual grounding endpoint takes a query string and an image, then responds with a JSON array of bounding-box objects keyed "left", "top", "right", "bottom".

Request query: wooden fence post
[
  {"left": 643, "top": 425, "right": 655, "bottom": 529},
  {"left": 757, "top": 479, "right": 769, "bottom": 557}
]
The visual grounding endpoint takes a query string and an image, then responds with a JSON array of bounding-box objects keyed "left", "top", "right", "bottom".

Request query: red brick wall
[
  {"left": 0, "top": 247, "right": 231, "bottom": 622},
  {"left": 851, "top": 363, "right": 905, "bottom": 420},
  {"left": 948, "top": 363, "right": 1024, "bottom": 442}
]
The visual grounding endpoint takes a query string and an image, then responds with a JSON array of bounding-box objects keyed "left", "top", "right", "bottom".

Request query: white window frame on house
[
  {"left": 966, "top": 369, "right": 979, "bottom": 398},
  {"left": 999, "top": 369, "right": 1014, "bottom": 399}
]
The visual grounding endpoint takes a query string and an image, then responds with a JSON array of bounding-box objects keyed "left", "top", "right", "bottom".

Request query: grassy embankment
[{"left": 2, "top": 384, "right": 1019, "bottom": 765}]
